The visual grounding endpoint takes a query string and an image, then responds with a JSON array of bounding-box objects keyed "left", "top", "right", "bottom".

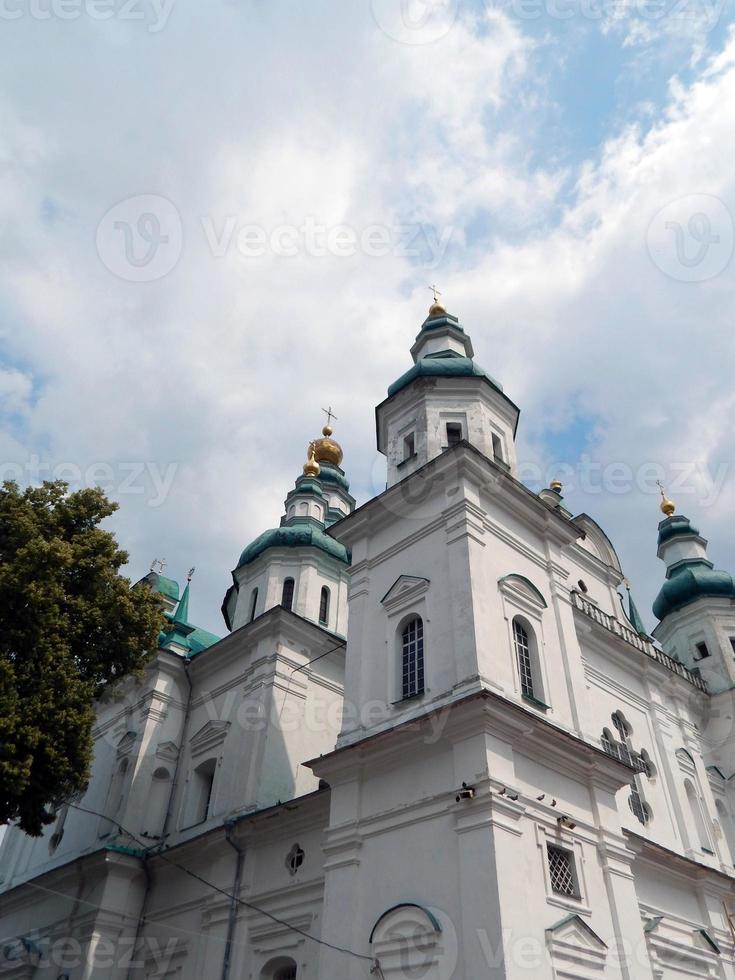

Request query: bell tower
[
  {"left": 652, "top": 490, "right": 735, "bottom": 693},
  {"left": 376, "top": 296, "right": 520, "bottom": 487}
]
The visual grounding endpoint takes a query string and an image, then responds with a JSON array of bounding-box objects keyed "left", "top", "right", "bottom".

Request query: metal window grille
[
  {"left": 600, "top": 729, "right": 616, "bottom": 757},
  {"left": 513, "top": 620, "right": 534, "bottom": 698},
  {"left": 612, "top": 712, "right": 629, "bottom": 741},
  {"left": 547, "top": 844, "right": 577, "bottom": 896},
  {"left": 628, "top": 782, "right": 650, "bottom": 825},
  {"left": 402, "top": 618, "right": 425, "bottom": 699}
]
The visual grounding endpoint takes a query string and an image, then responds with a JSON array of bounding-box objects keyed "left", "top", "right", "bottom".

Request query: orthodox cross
[
  {"left": 150, "top": 558, "right": 167, "bottom": 574},
  {"left": 428, "top": 284, "right": 442, "bottom": 303},
  {"left": 187, "top": 567, "right": 196, "bottom": 582},
  {"left": 322, "top": 406, "right": 338, "bottom": 427}
]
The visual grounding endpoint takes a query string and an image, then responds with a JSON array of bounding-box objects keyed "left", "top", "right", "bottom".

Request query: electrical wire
[{"left": 67, "top": 803, "right": 376, "bottom": 966}]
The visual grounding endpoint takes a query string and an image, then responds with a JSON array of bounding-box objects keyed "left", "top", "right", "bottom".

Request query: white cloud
[{"left": 1, "top": 6, "right": 734, "bottom": 631}]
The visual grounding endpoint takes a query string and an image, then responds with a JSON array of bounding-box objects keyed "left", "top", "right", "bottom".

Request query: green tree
[{"left": 0, "top": 481, "right": 164, "bottom": 835}]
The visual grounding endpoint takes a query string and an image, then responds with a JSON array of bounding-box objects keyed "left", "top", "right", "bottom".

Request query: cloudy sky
[{"left": 2, "top": 0, "right": 735, "bottom": 635}]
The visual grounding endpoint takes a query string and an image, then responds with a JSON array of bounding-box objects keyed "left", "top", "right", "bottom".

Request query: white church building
[{"left": 2, "top": 298, "right": 735, "bottom": 979}]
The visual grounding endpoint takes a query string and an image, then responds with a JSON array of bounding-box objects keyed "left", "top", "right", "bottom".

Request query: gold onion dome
[
  {"left": 303, "top": 443, "right": 320, "bottom": 478},
  {"left": 311, "top": 425, "right": 343, "bottom": 467},
  {"left": 428, "top": 297, "right": 447, "bottom": 318},
  {"left": 660, "top": 494, "right": 676, "bottom": 517}
]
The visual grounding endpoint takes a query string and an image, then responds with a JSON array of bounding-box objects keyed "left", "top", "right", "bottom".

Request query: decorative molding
[
  {"left": 498, "top": 573, "right": 548, "bottom": 611},
  {"left": 189, "top": 720, "right": 230, "bottom": 758},
  {"left": 380, "top": 575, "right": 430, "bottom": 612}
]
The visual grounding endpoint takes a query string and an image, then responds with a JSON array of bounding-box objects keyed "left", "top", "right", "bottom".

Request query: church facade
[{"left": 1, "top": 300, "right": 735, "bottom": 979}]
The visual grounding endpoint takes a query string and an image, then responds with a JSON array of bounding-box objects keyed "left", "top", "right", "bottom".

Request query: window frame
[
  {"left": 281, "top": 577, "right": 295, "bottom": 612},
  {"left": 319, "top": 585, "right": 330, "bottom": 626},
  {"left": 400, "top": 615, "right": 425, "bottom": 701},
  {"left": 249, "top": 587, "right": 259, "bottom": 623}
]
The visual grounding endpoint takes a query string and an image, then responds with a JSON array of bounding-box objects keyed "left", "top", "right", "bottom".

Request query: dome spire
[
  {"left": 657, "top": 481, "right": 676, "bottom": 518},
  {"left": 427, "top": 283, "right": 446, "bottom": 319}
]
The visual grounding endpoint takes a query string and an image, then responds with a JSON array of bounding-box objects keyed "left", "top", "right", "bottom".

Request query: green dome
[
  {"left": 317, "top": 462, "right": 351, "bottom": 492},
  {"left": 387, "top": 353, "right": 503, "bottom": 398},
  {"left": 237, "top": 521, "right": 350, "bottom": 568},
  {"left": 143, "top": 571, "right": 180, "bottom": 601},
  {"left": 657, "top": 515, "right": 700, "bottom": 547},
  {"left": 653, "top": 560, "right": 735, "bottom": 620}
]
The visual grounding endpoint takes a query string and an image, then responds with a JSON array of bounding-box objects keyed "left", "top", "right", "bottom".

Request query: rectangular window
[
  {"left": 446, "top": 422, "right": 462, "bottom": 447},
  {"left": 547, "top": 844, "right": 578, "bottom": 897},
  {"left": 694, "top": 641, "right": 710, "bottom": 661},
  {"left": 492, "top": 432, "right": 503, "bottom": 461},
  {"left": 403, "top": 433, "right": 415, "bottom": 459},
  {"left": 730, "top": 637, "right": 735, "bottom": 657}
]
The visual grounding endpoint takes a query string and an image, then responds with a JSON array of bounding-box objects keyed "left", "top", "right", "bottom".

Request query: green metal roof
[
  {"left": 653, "top": 559, "right": 735, "bottom": 620},
  {"left": 657, "top": 515, "right": 700, "bottom": 547},
  {"left": 316, "top": 462, "right": 351, "bottom": 493},
  {"left": 237, "top": 520, "right": 350, "bottom": 568},
  {"left": 387, "top": 352, "right": 503, "bottom": 398},
  {"left": 144, "top": 571, "right": 180, "bottom": 601}
]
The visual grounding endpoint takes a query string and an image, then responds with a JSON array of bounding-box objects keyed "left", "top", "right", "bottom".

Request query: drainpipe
[{"left": 222, "top": 823, "right": 246, "bottom": 980}]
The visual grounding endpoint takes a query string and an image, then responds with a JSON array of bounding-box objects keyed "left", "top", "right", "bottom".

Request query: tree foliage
[{"left": 0, "top": 481, "right": 164, "bottom": 835}]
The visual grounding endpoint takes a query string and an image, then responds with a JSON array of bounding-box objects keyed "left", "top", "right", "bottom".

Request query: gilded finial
[
  {"left": 657, "top": 481, "right": 675, "bottom": 517},
  {"left": 549, "top": 479, "right": 563, "bottom": 494},
  {"left": 303, "top": 442, "right": 321, "bottom": 478},
  {"left": 427, "top": 283, "right": 446, "bottom": 318}
]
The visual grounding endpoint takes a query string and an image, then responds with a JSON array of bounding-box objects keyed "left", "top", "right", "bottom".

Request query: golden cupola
[{"left": 311, "top": 424, "right": 343, "bottom": 467}]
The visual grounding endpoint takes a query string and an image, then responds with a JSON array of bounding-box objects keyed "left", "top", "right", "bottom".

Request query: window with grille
[
  {"left": 628, "top": 783, "right": 650, "bottom": 825},
  {"left": 281, "top": 578, "right": 294, "bottom": 611},
  {"left": 513, "top": 619, "right": 534, "bottom": 698},
  {"left": 401, "top": 617, "right": 425, "bottom": 699},
  {"left": 319, "top": 586, "right": 330, "bottom": 625},
  {"left": 547, "top": 844, "right": 578, "bottom": 897}
]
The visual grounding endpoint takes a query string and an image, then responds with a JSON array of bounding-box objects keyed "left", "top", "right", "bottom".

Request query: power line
[{"left": 68, "top": 803, "right": 377, "bottom": 968}]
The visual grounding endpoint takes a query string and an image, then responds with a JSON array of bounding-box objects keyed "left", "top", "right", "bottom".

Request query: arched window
[
  {"left": 319, "top": 586, "right": 330, "bottom": 626},
  {"left": 99, "top": 757, "right": 129, "bottom": 838},
  {"left": 684, "top": 779, "right": 711, "bottom": 852},
  {"left": 188, "top": 758, "right": 217, "bottom": 826},
  {"left": 716, "top": 800, "right": 735, "bottom": 865},
  {"left": 248, "top": 587, "right": 259, "bottom": 623},
  {"left": 143, "top": 766, "right": 171, "bottom": 838},
  {"left": 401, "top": 616, "right": 425, "bottom": 700},
  {"left": 281, "top": 578, "right": 294, "bottom": 611},
  {"left": 513, "top": 618, "right": 535, "bottom": 698},
  {"left": 260, "top": 957, "right": 297, "bottom": 980}
]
